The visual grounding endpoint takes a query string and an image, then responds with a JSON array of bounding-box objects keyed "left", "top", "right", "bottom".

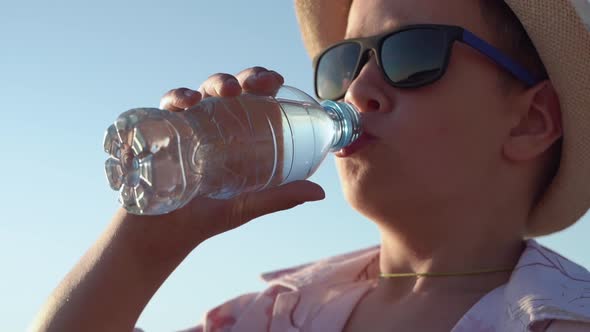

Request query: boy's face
[{"left": 336, "top": 0, "right": 521, "bottom": 219}]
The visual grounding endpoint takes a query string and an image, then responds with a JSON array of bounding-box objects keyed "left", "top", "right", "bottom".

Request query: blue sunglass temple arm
[{"left": 462, "top": 30, "right": 542, "bottom": 87}]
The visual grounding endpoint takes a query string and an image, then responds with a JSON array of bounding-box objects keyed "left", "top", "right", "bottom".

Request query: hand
[
  {"left": 159, "top": 66, "right": 286, "bottom": 111},
  {"left": 30, "top": 67, "right": 324, "bottom": 332},
  {"left": 156, "top": 67, "right": 325, "bottom": 246}
]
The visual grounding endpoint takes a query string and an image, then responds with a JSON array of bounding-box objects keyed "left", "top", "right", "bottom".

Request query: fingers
[
  {"left": 159, "top": 88, "right": 202, "bottom": 112},
  {"left": 177, "top": 180, "right": 325, "bottom": 241},
  {"left": 198, "top": 73, "right": 243, "bottom": 99},
  {"left": 236, "top": 66, "right": 284, "bottom": 96},
  {"left": 235, "top": 180, "right": 325, "bottom": 223},
  {"left": 159, "top": 66, "right": 285, "bottom": 113},
  {"left": 198, "top": 67, "right": 284, "bottom": 98}
]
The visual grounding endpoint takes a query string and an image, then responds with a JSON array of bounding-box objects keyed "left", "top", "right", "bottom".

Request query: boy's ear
[{"left": 503, "top": 81, "right": 562, "bottom": 162}]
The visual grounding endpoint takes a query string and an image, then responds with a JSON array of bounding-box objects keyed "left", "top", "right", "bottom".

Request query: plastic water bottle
[{"left": 103, "top": 86, "right": 362, "bottom": 215}]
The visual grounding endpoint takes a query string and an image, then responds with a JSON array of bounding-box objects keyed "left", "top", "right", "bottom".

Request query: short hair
[{"left": 479, "top": 0, "right": 548, "bottom": 85}]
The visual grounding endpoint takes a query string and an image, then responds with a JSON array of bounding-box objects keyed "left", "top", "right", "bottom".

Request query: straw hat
[{"left": 294, "top": 0, "right": 590, "bottom": 237}]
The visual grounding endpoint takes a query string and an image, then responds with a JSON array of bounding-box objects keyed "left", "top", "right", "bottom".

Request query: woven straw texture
[
  {"left": 506, "top": 0, "right": 590, "bottom": 236},
  {"left": 294, "top": 0, "right": 590, "bottom": 236}
]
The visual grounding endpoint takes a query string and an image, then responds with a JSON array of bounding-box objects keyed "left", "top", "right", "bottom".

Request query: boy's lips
[{"left": 334, "top": 132, "right": 378, "bottom": 158}]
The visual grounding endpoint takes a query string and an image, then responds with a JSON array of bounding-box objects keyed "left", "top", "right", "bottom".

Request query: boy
[{"left": 32, "top": 0, "right": 590, "bottom": 331}]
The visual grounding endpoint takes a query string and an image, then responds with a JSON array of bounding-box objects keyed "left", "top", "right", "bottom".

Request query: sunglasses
[{"left": 313, "top": 24, "right": 545, "bottom": 101}]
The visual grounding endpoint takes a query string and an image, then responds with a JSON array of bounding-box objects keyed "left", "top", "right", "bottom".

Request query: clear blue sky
[{"left": 1, "top": 1, "right": 588, "bottom": 331}]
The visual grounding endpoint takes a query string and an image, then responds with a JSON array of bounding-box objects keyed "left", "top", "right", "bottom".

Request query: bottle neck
[{"left": 320, "top": 100, "right": 363, "bottom": 151}]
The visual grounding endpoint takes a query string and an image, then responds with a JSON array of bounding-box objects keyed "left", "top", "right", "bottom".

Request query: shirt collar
[{"left": 260, "top": 239, "right": 590, "bottom": 325}]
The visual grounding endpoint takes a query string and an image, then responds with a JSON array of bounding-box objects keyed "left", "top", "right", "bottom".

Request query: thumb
[{"left": 238, "top": 180, "right": 325, "bottom": 221}]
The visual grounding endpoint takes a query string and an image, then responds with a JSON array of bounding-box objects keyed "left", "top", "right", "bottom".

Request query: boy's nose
[{"left": 344, "top": 57, "right": 392, "bottom": 114}]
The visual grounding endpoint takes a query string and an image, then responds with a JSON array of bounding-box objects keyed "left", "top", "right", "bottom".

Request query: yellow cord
[{"left": 379, "top": 267, "right": 514, "bottom": 278}]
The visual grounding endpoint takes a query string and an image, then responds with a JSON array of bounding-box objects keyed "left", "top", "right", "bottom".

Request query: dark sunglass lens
[
  {"left": 381, "top": 29, "right": 446, "bottom": 86},
  {"left": 316, "top": 43, "right": 361, "bottom": 99}
]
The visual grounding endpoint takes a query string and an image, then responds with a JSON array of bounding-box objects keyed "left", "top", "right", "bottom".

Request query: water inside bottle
[{"left": 104, "top": 95, "right": 342, "bottom": 215}]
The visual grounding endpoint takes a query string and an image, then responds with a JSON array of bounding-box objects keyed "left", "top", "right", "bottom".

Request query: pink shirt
[{"left": 185, "top": 240, "right": 590, "bottom": 331}]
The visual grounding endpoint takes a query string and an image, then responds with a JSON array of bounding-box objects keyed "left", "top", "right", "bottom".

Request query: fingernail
[
  {"left": 257, "top": 71, "right": 272, "bottom": 79},
  {"left": 227, "top": 78, "right": 240, "bottom": 88},
  {"left": 184, "top": 89, "right": 196, "bottom": 97},
  {"left": 270, "top": 71, "right": 284, "bottom": 84}
]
